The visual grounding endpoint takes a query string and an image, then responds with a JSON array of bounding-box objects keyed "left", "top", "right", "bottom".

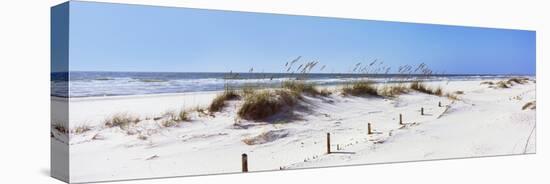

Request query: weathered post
[
  {"left": 327, "top": 133, "right": 331, "bottom": 154},
  {"left": 399, "top": 114, "right": 403, "bottom": 125},
  {"left": 438, "top": 101, "right": 442, "bottom": 107},
  {"left": 242, "top": 153, "right": 248, "bottom": 172},
  {"left": 368, "top": 123, "right": 372, "bottom": 135},
  {"left": 421, "top": 107, "right": 424, "bottom": 115}
]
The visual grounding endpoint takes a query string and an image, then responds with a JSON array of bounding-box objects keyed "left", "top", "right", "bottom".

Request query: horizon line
[{"left": 53, "top": 70, "right": 536, "bottom": 76}]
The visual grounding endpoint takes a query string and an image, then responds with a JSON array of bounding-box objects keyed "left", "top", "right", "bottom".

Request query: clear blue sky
[{"left": 66, "top": 1, "right": 535, "bottom": 75}]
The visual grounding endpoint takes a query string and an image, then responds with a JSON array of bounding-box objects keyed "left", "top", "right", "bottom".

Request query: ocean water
[{"left": 51, "top": 71, "right": 519, "bottom": 98}]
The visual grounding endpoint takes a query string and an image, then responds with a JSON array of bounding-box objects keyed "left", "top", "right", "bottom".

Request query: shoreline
[
  {"left": 62, "top": 90, "right": 224, "bottom": 102},
  {"left": 55, "top": 75, "right": 534, "bottom": 100}
]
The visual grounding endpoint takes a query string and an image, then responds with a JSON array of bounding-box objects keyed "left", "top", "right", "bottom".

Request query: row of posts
[{"left": 241, "top": 101, "right": 443, "bottom": 172}]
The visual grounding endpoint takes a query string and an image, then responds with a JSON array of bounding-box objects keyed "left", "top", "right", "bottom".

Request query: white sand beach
[{"left": 52, "top": 79, "right": 535, "bottom": 183}]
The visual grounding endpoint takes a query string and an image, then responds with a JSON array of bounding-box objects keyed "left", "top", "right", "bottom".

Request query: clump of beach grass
[
  {"left": 104, "top": 113, "right": 141, "bottom": 128},
  {"left": 487, "top": 77, "right": 530, "bottom": 89},
  {"left": 410, "top": 81, "right": 443, "bottom": 96},
  {"left": 209, "top": 89, "right": 240, "bottom": 113},
  {"left": 71, "top": 124, "right": 92, "bottom": 135},
  {"left": 164, "top": 109, "right": 190, "bottom": 121},
  {"left": 508, "top": 77, "right": 529, "bottom": 85},
  {"left": 378, "top": 84, "right": 409, "bottom": 97},
  {"left": 176, "top": 109, "right": 190, "bottom": 121},
  {"left": 410, "top": 81, "right": 432, "bottom": 94},
  {"left": 241, "top": 84, "right": 257, "bottom": 97},
  {"left": 282, "top": 80, "right": 322, "bottom": 96},
  {"left": 237, "top": 90, "right": 299, "bottom": 121},
  {"left": 160, "top": 108, "right": 190, "bottom": 127},
  {"left": 496, "top": 81, "right": 510, "bottom": 88},
  {"left": 341, "top": 80, "right": 379, "bottom": 96}
]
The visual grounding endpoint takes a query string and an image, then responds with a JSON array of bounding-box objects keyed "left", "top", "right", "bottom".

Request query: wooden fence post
[
  {"left": 399, "top": 114, "right": 403, "bottom": 125},
  {"left": 438, "top": 101, "right": 442, "bottom": 107},
  {"left": 368, "top": 123, "right": 372, "bottom": 134},
  {"left": 327, "top": 133, "right": 331, "bottom": 154},
  {"left": 421, "top": 107, "right": 424, "bottom": 115},
  {"left": 242, "top": 153, "right": 248, "bottom": 172}
]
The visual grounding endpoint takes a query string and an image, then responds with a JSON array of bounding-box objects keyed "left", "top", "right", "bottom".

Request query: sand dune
[{"left": 53, "top": 79, "right": 535, "bottom": 183}]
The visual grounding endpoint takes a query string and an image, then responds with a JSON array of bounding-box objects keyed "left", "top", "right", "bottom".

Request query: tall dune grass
[
  {"left": 237, "top": 90, "right": 299, "bottom": 121},
  {"left": 410, "top": 81, "right": 443, "bottom": 96},
  {"left": 341, "top": 80, "right": 379, "bottom": 96},
  {"left": 410, "top": 81, "right": 431, "bottom": 94},
  {"left": 378, "top": 83, "right": 409, "bottom": 97},
  {"left": 209, "top": 89, "right": 240, "bottom": 113},
  {"left": 282, "top": 80, "right": 329, "bottom": 97}
]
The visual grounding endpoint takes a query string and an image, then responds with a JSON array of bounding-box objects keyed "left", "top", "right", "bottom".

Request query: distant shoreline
[{"left": 52, "top": 75, "right": 534, "bottom": 99}]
